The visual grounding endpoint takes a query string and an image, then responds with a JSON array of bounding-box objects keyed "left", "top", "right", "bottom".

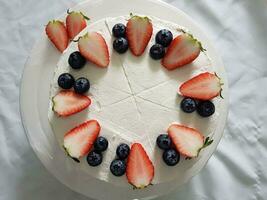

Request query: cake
[{"left": 46, "top": 12, "right": 224, "bottom": 189}]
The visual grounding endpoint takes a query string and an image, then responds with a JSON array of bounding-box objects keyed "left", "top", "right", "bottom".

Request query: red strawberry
[
  {"left": 168, "top": 124, "right": 213, "bottom": 158},
  {"left": 66, "top": 10, "right": 90, "bottom": 40},
  {"left": 78, "top": 32, "right": 110, "bottom": 68},
  {"left": 52, "top": 90, "right": 91, "bottom": 117},
  {"left": 126, "top": 143, "right": 154, "bottom": 189},
  {"left": 63, "top": 120, "right": 100, "bottom": 160},
  {"left": 162, "top": 33, "right": 203, "bottom": 70},
  {"left": 179, "top": 72, "right": 222, "bottom": 100},
  {"left": 45, "top": 20, "right": 69, "bottom": 52},
  {"left": 126, "top": 14, "right": 153, "bottom": 56}
]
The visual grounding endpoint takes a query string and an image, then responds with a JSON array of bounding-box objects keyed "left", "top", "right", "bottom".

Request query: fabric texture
[{"left": 0, "top": 0, "right": 267, "bottom": 199}]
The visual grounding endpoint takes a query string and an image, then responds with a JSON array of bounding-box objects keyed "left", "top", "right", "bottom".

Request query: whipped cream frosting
[{"left": 48, "top": 15, "right": 224, "bottom": 187}]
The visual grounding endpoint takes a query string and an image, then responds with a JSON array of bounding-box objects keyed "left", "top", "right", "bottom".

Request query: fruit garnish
[
  {"left": 94, "top": 136, "right": 109, "bottom": 152},
  {"left": 162, "top": 33, "right": 204, "bottom": 70},
  {"left": 162, "top": 149, "right": 180, "bottom": 166},
  {"left": 68, "top": 51, "right": 86, "bottom": 69},
  {"left": 77, "top": 32, "right": 110, "bottom": 68},
  {"left": 155, "top": 29, "right": 173, "bottom": 47},
  {"left": 116, "top": 143, "right": 130, "bottom": 160},
  {"left": 66, "top": 9, "right": 89, "bottom": 40},
  {"left": 149, "top": 44, "right": 165, "bottom": 60},
  {"left": 113, "top": 37, "right": 129, "bottom": 54},
  {"left": 57, "top": 73, "right": 75, "bottom": 89},
  {"left": 179, "top": 72, "right": 223, "bottom": 100},
  {"left": 112, "top": 23, "right": 126, "bottom": 38},
  {"left": 74, "top": 77, "right": 90, "bottom": 94},
  {"left": 45, "top": 20, "right": 69, "bottom": 52},
  {"left": 110, "top": 159, "right": 127, "bottom": 176},
  {"left": 197, "top": 100, "right": 215, "bottom": 117},
  {"left": 87, "top": 150, "right": 103, "bottom": 166},
  {"left": 168, "top": 124, "right": 213, "bottom": 158},
  {"left": 63, "top": 120, "right": 100, "bottom": 161},
  {"left": 126, "top": 13, "right": 153, "bottom": 56},
  {"left": 126, "top": 143, "right": 154, "bottom": 189},
  {"left": 52, "top": 90, "right": 91, "bottom": 117},
  {"left": 180, "top": 97, "right": 197, "bottom": 113},
  {"left": 156, "top": 134, "right": 171, "bottom": 150}
]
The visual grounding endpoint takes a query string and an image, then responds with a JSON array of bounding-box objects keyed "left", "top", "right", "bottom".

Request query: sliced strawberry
[
  {"left": 63, "top": 120, "right": 100, "bottom": 160},
  {"left": 126, "top": 143, "right": 154, "bottom": 189},
  {"left": 168, "top": 124, "right": 213, "bottom": 158},
  {"left": 66, "top": 10, "right": 89, "bottom": 40},
  {"left": 78, "top": 32, "right": 110, "bottom": 68},
  {"left": 52, "top": 90, "right": 91, "bottom": 117},
  {"left": 126, "top": 14, "right": 153, "bottom": 56},
  {"left": 45, "top": 20, "right": 69, "bottom": 52},
  {"left": 179, "top": 72, "right": 222, "bottom": 100},
  {"left": 162, "top": 33, "right": 203, "bottom": 70}
]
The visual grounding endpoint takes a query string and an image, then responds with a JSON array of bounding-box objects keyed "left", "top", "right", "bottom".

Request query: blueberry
[
  {"left": 180, "top": 98, "right": 197, "bottom": 113},
  {"left": 116, "top": 143, "right": 130, "bottom": 160},
  {"left": 149, "top": 44, "right": 165, "bottom": 60},
  {"left": 112, "top": 23, "right": 126, "bottom": 38},
  {"left": 113, "top": 38, "right": 128, "bottom": 54},
  {"left": 155, "top": 29, "right": 173, "bottom": 47},
  {"left": 74, "top": 77, "right": 90, "bottom": 94},
  {"left": 197, "top": 100, "right": 215, "bottom": 117},
  {"left": 68, "top": 51, "right": 86, "bottom": 69},
  {"left": 57, "top": 73, "right": 74, "bottom": 89},
  {"left": 94, "top": 136, "right": 109, "bottom": 152},
  {"left": 110, "top": 159, "right": 126, "bottom": 176},
  {"left": 87, "top": 151, "right": 102, "bottom": 166},
  {"left": 156, "top": 134, "right": 171, "bottom": 150},
  {"left": 163, "top": 149, "right": 180, "bottom": 166}
]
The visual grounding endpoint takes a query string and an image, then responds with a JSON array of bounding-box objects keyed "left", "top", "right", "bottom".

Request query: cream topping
[{"left": 48, "top": 15, "right": 224, "bottom": 186}]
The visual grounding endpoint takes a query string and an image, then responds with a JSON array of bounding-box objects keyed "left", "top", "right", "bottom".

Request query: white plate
[{"left": 20, "top": 0, "right": 228, "bottom": 199}]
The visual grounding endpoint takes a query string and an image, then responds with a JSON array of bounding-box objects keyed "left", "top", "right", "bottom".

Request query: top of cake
[{"left": 46, "top": 13, "right": 224, "bottom": 188}]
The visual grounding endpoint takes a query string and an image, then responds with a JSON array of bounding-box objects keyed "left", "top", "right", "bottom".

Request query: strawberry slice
[
  {"left": 66, "top": 10, "right": 89, "bottom": 40},
  {"left": 126, "top": 14, "right": 153, "bottom": 56},
  {"left": 78, "top": 32, "right": 110, "bottom": 68},
  {"left": 63, "top": 120, "right": 100, "bottom": 161},
  {"left": 162, "top": 33, "right": 203, "bottom": 70},
  {"left": 45, "top": 20, "right": 69, "bottom": 52},
  {"left": 179, "top": 72, "right": 222, "bottom": 100},
  {"left": 52, "top": 90, "right": 91, "bottom": 117},
  {"left": 126, "top": 143, "right": 154, "bottom": 189},
  {"left": 168, "top": 124, "right": 213, "bottom": 158}
]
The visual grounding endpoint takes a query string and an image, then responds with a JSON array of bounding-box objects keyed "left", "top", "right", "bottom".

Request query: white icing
[{"left": 48, "top": 15, "right": 224, "bottom": 187}]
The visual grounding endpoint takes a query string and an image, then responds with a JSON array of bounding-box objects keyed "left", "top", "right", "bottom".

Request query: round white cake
[{"left": 48, "top": 14, "right": 225, "bottom": 188}]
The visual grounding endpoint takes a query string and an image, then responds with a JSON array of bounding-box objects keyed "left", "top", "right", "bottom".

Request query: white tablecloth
[{"left": 1, "top": 0, "right": 267, "bottom": 199}]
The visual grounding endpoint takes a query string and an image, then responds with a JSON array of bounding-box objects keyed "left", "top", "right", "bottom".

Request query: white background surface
[{"left": 1, "top": 0, "right": 267, "bottom": 199}]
